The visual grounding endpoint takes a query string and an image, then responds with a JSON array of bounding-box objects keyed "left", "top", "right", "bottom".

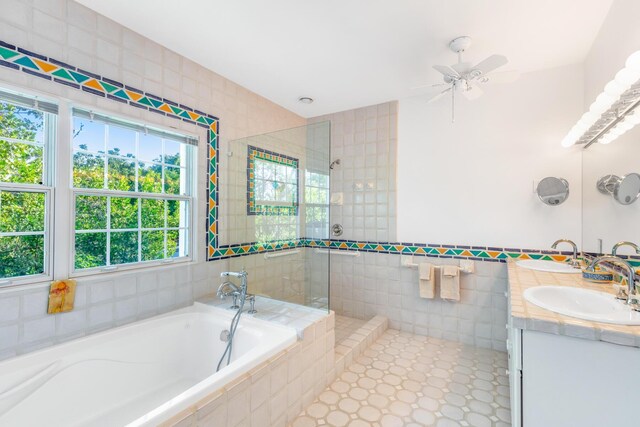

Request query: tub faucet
[
  {"left": 587, "top": 256, "right": 637, "bottom": 307},
  {"left": 612, "top": 241, "right": 640, "bottom": 257},
  {"left": 216, "top": 281, "right": 240, "bottom": 299},
  {"left": 218, "top": 270, "right": 249, "bottom": 309},
  {"left": 551, "top": 239, "right": 580, "bottom": 268}
]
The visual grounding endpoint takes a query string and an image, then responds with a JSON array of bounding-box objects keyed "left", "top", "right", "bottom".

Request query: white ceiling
[{"left": 76, "top": 0, "right": 613, "bottom": 118}]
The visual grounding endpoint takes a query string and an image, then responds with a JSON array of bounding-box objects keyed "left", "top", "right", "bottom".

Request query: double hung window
[
  {"left": 0, "top": 92, "right": 56, "bottom": 283},
  {"left": 72, "top": 109, "right": 195, "bottom": 272}
]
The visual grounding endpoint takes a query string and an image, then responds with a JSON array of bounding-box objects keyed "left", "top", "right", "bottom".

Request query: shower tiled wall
[
  {"left": 330, "top": 253, "right": 508, "bottom": 350},
  {"left": 309, "top": 102, "right": 397, "bottom": 242}
]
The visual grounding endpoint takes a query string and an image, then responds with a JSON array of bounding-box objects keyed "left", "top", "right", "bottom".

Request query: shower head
[{"left": 329, "top": 159, "right": 341, "bottom": 170}]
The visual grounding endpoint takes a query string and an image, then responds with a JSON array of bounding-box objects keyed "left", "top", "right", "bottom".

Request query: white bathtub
[{"left": 0, "top": 302, "right": 297, "bottom": 427}]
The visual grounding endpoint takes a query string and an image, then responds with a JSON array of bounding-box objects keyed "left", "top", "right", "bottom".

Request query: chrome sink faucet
[
  {"left": 587, "top": 256, "right": 637, "bottom": 308},
  {"left": 612, "top": 241, "right": 640, "bottom": 257},
  {"left": 551, "top": 239, "right": 580, "bottom": 268}
]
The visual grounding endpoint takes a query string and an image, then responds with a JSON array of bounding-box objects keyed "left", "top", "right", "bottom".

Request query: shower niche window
[
  {"left": 247, "top": 145, "right": 299, "bottom": 216},
  {"left": 304, "top": 171, "right": 329, "bottom": 238}
]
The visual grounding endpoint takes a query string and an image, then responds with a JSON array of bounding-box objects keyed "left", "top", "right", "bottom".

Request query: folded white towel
[
  {"left": 440, "top": 265, "right": 460, "bottom": 301},
  {"left": 418, "top": 263, "right": 435, "bottom": 299}
]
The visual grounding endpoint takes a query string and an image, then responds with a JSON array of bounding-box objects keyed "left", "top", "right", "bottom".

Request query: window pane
[
  {"left": 107, "top": 156, "right": 135, "bottom": 191},
  {"left": 141, "top": 230, "right": 164, "bottom": 261},
  {"left": 167, "top": 200, "right": 186, "bottom": 228},
  {"left": 72, "top": 118, "right": 105, "bottom": 153},
  {"left": 110, "top": 197, "right": 138, "bottom": 229},
  {"left": 107, "top": 125, "right": 136, "bottom": 158},
  {"left": 0, "top": 191, "right": 45, "bottom": 233},
  {"left": 0, "top": 140, "right": 43, "bottom": 184},
  {"left": 164, "top": 166, "right": 182, "bottom": 195},
  {"left": 75, "top": 232, "right": 106, "bottom": 269},
  {"left": 138, "top": 162, "right": 162, "bottom": 193},
  {"left": 0, "top": 102, "right": 44, "bottom": 143},
  {"left": 73, "top": 152, "right": 104, "bottom": 189},
  {"left": 164, "top": 139, "right": 181, "bottom": 166},
  {"left": 167, "top": 229, "right": 185, "bottom": 258},
  {"left": 0, "top": 235, "right": 44, "bottom": 278},
  {"left": 75, "top": 195, "right": 107, "bottom": 230},
  {"left": 110, "top": 231, "right": 138, "bottom": 265},
  {"left": 139, "top": 133, "right": 162, "bottom": 163},
  {"left": 141, "top": 198, "right": 164, "bottom": 228}
]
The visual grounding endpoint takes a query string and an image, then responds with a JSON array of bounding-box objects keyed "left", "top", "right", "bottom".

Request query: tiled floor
[
  {"left": 291, "top": 329, "right": 511, "bottom": 427},
  {"left": 335, "top": 315, "right": 369, "bottom": 344}
]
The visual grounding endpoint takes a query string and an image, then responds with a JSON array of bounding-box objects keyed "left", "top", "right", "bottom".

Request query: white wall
[
  {"left": 581, "top": 0, "right": 640, "bottom": 253},
  {"left": 397, "top": 64, "right": 584, "bottom": 249}
]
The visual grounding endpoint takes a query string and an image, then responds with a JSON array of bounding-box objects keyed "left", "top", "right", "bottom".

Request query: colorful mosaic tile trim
[
  {"left": 209, "top": 238, "right": 576, "bottom": 263},
  {"left": 0, "top": 42, "right": 218, "bottom": 129},
  {"left": 0, "top": 39, "right": 221, "bottom": 259},
  {"left": 246, "top": 145, "right": 299, "bottom": 216},
  {"left": 209, "top": 239, "right": 303, "bottom": 260}
]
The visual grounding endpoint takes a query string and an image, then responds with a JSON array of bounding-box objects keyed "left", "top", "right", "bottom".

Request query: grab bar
[
  {"left": 401, "top": 256, "right": 475, "bottom": 273},
  {"left": 314, "top": 249, "right": 360, "bottom": 257},
  {"left": 263, "top": 249, "right": 300, "bottom": 259}
]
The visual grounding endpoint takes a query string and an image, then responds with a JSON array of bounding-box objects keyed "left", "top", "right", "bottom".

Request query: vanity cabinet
[{"left": 507, "top": 326, "right": 640, "bottom": 427}]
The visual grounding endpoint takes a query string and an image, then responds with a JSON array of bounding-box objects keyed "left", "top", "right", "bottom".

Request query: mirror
[
  {"left": 583, "top": 134, "right": 640, "bottom": 253},
  {"left": 597, "top": 173, "right": 640, "bottom": 205},
  {"left": 536, "top": 177, "right": 570, "bottom": 206}
]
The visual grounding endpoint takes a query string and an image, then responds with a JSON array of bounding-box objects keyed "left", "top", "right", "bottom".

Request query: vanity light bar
[{"left": 561, "top": 50, "right": 640, "bottom": 148}]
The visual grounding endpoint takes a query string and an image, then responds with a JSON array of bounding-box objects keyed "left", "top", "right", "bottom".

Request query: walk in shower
[{"left": 218, "top": 122, "right": 331, "bottom": 310}]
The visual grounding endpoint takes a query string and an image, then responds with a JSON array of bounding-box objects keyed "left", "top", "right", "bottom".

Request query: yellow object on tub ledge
[{"left": 47, "top": 279, "right": 77, "bottom": 314}]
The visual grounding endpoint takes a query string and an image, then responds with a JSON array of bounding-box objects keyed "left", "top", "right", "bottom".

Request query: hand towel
[
  {"left": 418, "top": 263, "right": 435, "bottom": 299},
  {"left": 440, "top": 265, "right": 460, "bottom": 301}
]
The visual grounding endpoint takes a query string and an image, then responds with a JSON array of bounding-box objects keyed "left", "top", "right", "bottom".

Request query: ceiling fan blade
[
  {"left": 477, "top": 70, "right": 520, "bottom": 84},
  {"left": 433, "top": 64, "right": 459, "bottom": 78},
  {"left": 460, "top": 82, "right": 484, "bottom": 100},
  {"left": 427, "top": 87, "right": 452, "bottom": 103},
  {"left": 410, "top": 82, "right": 450, "bottom": 90},
  {"left": 472, "top": 54, "right": 508, "bottom": 75},
  {"left": 451, "top": 61, "right": 472, "bottom": 75}
]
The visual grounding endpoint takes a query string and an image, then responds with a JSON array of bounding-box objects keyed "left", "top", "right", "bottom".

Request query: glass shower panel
[{"left": 220, "top": 122, "right": 330, "bottom": 311}]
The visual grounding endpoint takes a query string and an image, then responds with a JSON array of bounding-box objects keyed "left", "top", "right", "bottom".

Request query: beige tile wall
[{"left": 0, "top": 0, "right": 304, "bottom": 359}]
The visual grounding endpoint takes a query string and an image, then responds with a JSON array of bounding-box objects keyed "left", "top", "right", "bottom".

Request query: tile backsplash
[{"left": 0, "top": 260, "right": 229, "bottom": 361}]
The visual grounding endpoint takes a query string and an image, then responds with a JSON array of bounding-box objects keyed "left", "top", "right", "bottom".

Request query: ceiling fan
[{"left": 417, "top": 36, "right": 518, "bottom": 122}]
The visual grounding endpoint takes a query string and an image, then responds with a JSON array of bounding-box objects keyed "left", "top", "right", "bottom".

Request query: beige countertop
[{"left": 508, "top": 260, "right": 640, "bottom": 347}]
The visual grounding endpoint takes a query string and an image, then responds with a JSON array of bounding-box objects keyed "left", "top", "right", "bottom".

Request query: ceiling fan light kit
[
  {"left": 426, "top": 36, "right": 515, "bottom": 122},
  {"left": 561, "top": 50, "right": 640, "bottom": 148}
]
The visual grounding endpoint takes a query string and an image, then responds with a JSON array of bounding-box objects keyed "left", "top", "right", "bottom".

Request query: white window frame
[
  {"left": 0, "top": 83, "right": 200, "bottom": 289},
  {"left": 253, "top": 157, "right": 298, "bottom": 207},
  {"left": 68, "top": 108, "right": 196, "bottom": 277},
  {"left": 0, "top": 91, "right": 56, "bottom": 287}
]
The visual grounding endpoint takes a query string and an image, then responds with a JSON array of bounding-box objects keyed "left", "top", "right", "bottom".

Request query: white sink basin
[
  {"left": 516, "top": 259, "right": 581, "bottom": 274},
  {"left": 523, "top": 286, "right": 640, "bottom": 325}
]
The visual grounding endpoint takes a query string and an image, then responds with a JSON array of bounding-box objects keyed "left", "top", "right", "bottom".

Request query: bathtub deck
[
  {"left": 292, "top": 329, "right": 511, "bottom": 427},
  {"left": 88, "top": 378, "right": 195, "bottom": 427}
]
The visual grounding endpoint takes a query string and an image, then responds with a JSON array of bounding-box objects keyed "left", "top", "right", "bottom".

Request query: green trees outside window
[
  {"left": 72, "top": 115, "right": 191, "bottom": 270},
  {"left": 0, "top": 101, "right": 49, "bottom": 280}
]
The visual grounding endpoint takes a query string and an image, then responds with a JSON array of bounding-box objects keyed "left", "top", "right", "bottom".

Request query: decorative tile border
[
  {"left": 208, "top": 238, "right": 577, "bottom": 263},
  {"left": 246, "top": 145, "right": 299, "bottom": 216},
  {"left": 209, "top": 239, "right": 303, "bottom": 260},
  {"left": 0, "top": 39, "right": 221, "bottom": 260},
  {"left": 0, "top": 42, "right": 218, "bottom": 129}
]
